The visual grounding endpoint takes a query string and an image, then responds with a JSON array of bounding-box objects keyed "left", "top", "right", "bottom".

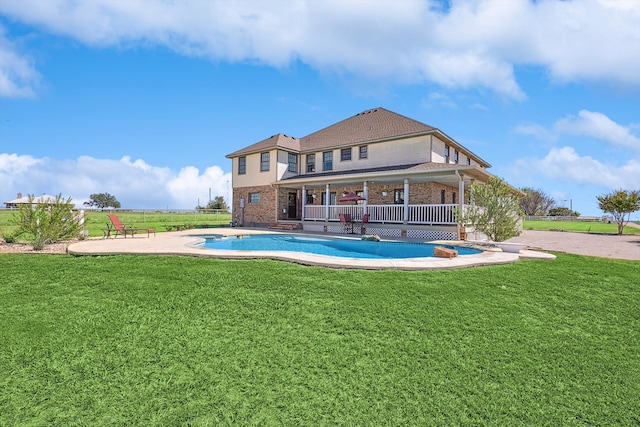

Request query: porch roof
[{"left": 276, "top": 162, "right": 493, "bottom": 188}]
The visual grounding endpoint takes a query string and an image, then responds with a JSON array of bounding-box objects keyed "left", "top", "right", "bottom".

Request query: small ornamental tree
[
  {"left": 455, "top": 176, "right": 523, "bottom": 242},
  {"left": 11, "top": 194, "right": 82, "bottom": 250},
  {"left": 548, "top": 207, "right": 580, "bottom": 217},
  {"left": 597, "top": 189, "right": 640, "bottom": 235},
  {"left": 206, "top": 196, "right": 229, "bottom": 211},
  {"left": 84, "top": 193, "right": 121, "bottom": 209}
]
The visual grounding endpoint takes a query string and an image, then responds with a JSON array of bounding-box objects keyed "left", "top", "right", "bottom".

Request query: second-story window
[
  {"left": 359, "top": 145, "right": 368, "bottom": 159},
  {"left": 341, "top": 148, "right": 352, "bottom": 161},
  {"left": 454, "top": 150, "right": 459, "bottom": 164},
  {"left": 444, "top": 145, "right": 450, "bottom": 163},
  {"left": 323, "top": 151, "right": 333, "bottom": 171},
  {"left": 306, "top": 154, "right": 315, "bottom": 172},
  {"left": 238, "top": 156, "right": 246, "bottom": 175},
  {"left": 288, "top": 153, "right": 298, "bottom": 173},
  {"left": 260, "top": 152, "right": 270, "bottom": 172},
  {"left": 467, "top": 157, "right": 472, "bottom": 166}
]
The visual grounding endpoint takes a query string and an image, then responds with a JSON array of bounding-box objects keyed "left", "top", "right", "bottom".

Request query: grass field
[
  {"left": 0, "top": 209, "right": 232, "bottom": 239},
  {"left": 1, "top": 253, "right": 638, "bottom": 425},
  {"left": 523, "top": 219, "right": 640, "bottom": 235}
]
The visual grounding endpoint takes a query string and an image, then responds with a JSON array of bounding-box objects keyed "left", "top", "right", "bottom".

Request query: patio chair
[
  {"left": 106, "top": 214, "right": 156, "bottom": 238},
  {"left": 339, "top": 213, "right": 354, "bottom": 234}
]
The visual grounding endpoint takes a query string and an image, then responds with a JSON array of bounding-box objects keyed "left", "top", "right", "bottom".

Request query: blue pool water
[{"left": 199, "top": 234, "right": 481, "bottom": 259}]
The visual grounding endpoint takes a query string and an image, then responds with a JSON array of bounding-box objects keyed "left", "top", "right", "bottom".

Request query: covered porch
[{"left": 275, "top": 164, "right": 491, "bottom": 240}]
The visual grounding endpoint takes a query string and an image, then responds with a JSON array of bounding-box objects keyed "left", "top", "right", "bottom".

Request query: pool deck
[{"left": 67, "top": 228, "right": 555, "bottom": 270}]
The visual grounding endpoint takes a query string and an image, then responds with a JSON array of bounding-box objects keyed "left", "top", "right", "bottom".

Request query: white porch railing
[{"left": 303, "top": 204, "right": 462, "bottom": 225}]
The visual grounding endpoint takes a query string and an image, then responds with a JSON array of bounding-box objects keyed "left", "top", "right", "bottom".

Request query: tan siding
[
  {"left": 431, "top": 137, "right": 447, "bottom": 163},
  {"left": 233, "top": 150, "right": 278, "bottom": 187}
]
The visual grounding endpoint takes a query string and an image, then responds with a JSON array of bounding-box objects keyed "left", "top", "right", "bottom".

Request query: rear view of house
[{"left": 226, "top": 107, "right": 496, "bottom": 240}]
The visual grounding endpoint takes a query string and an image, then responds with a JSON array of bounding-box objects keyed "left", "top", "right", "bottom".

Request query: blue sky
[{"left": 1, "top": 0, "right": 639, "bottom": 216}]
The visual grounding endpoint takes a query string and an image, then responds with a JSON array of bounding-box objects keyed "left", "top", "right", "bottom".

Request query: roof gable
[
  {"left": 226, "top": 133, "right": 300, "bottom": 157},
  {"left": 299, "top": 107, "right": 435, "bottom": 151}
]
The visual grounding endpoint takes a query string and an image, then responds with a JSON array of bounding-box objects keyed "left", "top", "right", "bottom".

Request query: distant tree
[
  {"left": 519, "top": 187, "right": 556, "bottom": 216},
  {"left": 84, "top": 193, "right": 121, "bottom": 209},
  {"left": 205, "top": 196, "right": 228, "bottom": 211},
  {"left": 548, "top": 207, "right": 579, "bottom": 217},
  {"left": 455, "top": 176, "right": 523, "bottom": 242},
  {"left": 597, "top": 189, "right": 640, "bottom": 235},
  {"left": 11, "top": 194, "right": 82, "bottom": 250}
]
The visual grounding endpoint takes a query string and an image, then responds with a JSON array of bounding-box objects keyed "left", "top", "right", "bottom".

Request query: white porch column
[
  {"left": 458, "top": 172, "right": 465, "bottom": 209},
  {"left": 363, "top": 181, "right": 368, "bottom": 214},
  {"left": 403, "top": 178, "right": 409, "bottom": 223},
  {"left": 301, "top": 185, "right": 306, "bottom": 220},
  {"left": 325, "top": 183, "right": 331, "bottom": 221},
  {"left": 456, "top": 171, "right": 465, "bottom": 237}
]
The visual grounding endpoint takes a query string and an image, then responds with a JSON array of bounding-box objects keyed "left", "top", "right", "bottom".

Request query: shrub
[{"left": 10, "top": 194, "right": 82, "bottom": 250}]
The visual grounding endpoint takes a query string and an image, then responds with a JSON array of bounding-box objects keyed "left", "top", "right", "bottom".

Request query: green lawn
[
  {"left": 0, "top": 209, "right": 232, "bottom": 239},
  {"left": 524, "top": 219, "right": 640, "bottom": 235},
  {"left": 1, "top": 254, "right": 638, "bottom": 425}
]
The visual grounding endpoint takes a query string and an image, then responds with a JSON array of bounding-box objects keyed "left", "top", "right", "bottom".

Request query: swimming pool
[{"left": 199, "top": 234, "right": 481, "bottom": 259}]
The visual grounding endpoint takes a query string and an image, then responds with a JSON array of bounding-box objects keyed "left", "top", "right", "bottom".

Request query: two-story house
[{"left": 226, "top": 107, "right": 496, "bottom": 240}]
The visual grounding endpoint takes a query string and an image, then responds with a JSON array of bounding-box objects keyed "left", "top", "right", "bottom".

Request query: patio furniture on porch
[{"left": 339, "top": 213, "right": 354, "bottom": 234}]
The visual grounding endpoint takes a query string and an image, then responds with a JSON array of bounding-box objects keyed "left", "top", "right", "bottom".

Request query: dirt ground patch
[
  {"left": 0, "top": 241, "right": 74, "bottom": 254},
  {"left": 506, "top": 230, "right": 640, "bottom": 260}
]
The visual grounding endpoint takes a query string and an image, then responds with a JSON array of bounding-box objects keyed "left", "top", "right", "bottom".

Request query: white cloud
[
  {"left": 0, "top": 153, "right": 231, "bottom": 209},
  {"left": 0, "top": 25, "right": 40, "bottom": 98},
  {"left": 555, "top": 110, "right": 640, "bottom": 151},
  {"left": 513, "top": 146, "right": 640, "bottom": 189},
  {"left": 1, "top": 0, "right": 638, "bottom": 100}
]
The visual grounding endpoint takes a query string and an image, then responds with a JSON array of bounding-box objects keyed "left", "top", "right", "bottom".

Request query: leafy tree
[
  {"left": 548, "top": 207, "right": 579, "bottom": 217},
  {"left": 455, "top": 176, "right": 523, "bottom": 242},
  {"left": 597, "top": 189, "right": 640, "bottom": 235},
  {"left": 11, "top": 194, "right": 82, "bottom": 250},
  {"left": 519, "top": 187, "right": 556, "bottom": 216},
  {"left": 205, "top": 196, "right": 228, "bottom": 211},
  {"left": 84, "top": 193, "right": 121, "bottom": 209}
]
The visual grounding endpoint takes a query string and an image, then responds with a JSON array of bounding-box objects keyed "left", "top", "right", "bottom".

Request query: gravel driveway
[{"left": 506, "top": 230, "right": 640, "bottom": 260}]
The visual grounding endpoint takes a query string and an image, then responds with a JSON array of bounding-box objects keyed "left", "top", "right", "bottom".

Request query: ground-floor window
[
  {"left": 394, "top": 189, "right": 404, "bottom": 204},
  {"left": 321, "top": 192, "right": 336, "bottom": 205},
  {"left": 306, "top": 190, "right": 315, "bottom": 204},
  {"left": 249, "top": 193, "right": 260, "bottom": 203}
]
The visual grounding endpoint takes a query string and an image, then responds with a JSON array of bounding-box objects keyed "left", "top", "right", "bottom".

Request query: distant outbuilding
[{"left": 3, "top": 193, "right": 72, "bottom": 209}]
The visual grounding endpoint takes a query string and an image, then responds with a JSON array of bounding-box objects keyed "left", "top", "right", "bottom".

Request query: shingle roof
[
  {"left": 225, "top": 107, "right": 490, "bottom": 167},
  {"left": 226, "top": 108, "right": 435, "bottom": 157},
  {"left": 280, "top": 162, "right": 481, "bottom": 182},
  {"left": 299, "top": 107, "right": 435, "bottom": 151},
  {"left": 226, "top": 133, "right": 300, "bottom": 157}
]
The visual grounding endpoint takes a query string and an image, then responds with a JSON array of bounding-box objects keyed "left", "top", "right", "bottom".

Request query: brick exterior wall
[
  {"left": 328, "top": 182, "right": 459, "bottom": 205},
  {"left": 232, "top": 185, "right": 277, "bottom": 227},
  {"left": 234, "top": 182, "right": 463, "bottom": 226}
]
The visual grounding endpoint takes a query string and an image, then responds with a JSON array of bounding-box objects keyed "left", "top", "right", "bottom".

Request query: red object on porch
[
  {"left": 338, "top": 192, "right": 366, "bottom": 203},
  {"left": 339, "top": 213, "right": 354, "bottom": 233}
]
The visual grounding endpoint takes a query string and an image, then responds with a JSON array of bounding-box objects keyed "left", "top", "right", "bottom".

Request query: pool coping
[{"left": 67, "top": 228, "right": 555, "bottom": 270}]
